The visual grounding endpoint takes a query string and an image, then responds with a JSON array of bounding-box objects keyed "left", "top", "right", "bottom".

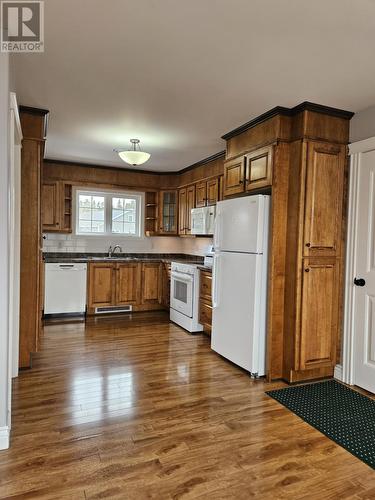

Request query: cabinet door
[
  {"left": 88, "top": 263, "right": 115, "bottom": 308},
  {"left": 299, "top": 258, "right": 339, "bottom": 370},
  {"left": 245, "top": 146, "right": 273, "bottom": 191},
  {"left": 185, "top": 185, "right": 196, "bottom": 234},
  {"left": 303, "top": 142, "right": 346, "bottom": 257},
  {"left": 178, "top": 188, "right": 187, "bottom": 235},
  {"left": 223, "top": 157, "right": 246, "bottom": 196},
  {"left": 206, "top": 177, "right": 220, "bottom": 205},
  {"left": 141, "top": 263, "right": 161, "bottom": 304},
  {"left": 42, "top": 181, "right": 60, "bottom": 231},
  {"left": 195, "top": 181, "right": 207, "bottom": 208},
  {"left": 116, "top": 263, "right": 141, "bottom": 305},
  {"left": 200, "top": 271, "right": 212, "bottom": 302},
  {"left": 159, "top": 190, "right": 177, "bottom": 235},
  {"left": 199, "top": 300, "right": 212, "bottom": 335}
]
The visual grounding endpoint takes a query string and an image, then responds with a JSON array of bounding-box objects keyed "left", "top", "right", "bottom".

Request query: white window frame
[{"left": 74, "top": 188, "right": 144, "bottom": 238}]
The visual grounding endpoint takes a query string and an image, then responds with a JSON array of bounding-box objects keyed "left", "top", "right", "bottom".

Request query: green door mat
[{"left": 266, "top": 380, "right": 375, "bottom": 469}]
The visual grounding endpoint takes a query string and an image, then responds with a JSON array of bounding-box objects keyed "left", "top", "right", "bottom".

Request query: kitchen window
[{"left": 75, "top": 189, "right": 143, "bottom": 237}]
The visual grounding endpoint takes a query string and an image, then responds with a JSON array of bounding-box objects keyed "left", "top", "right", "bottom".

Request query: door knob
[{"left": 354, "top": 278, "right": 366, "bottom": 287}]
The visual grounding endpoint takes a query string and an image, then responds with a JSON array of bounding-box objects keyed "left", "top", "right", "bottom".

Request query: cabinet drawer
[
  {"left": 199, "top": 299, "right": 212, "bottom": 333},
  {"left": 200, "top": 271, "right": 212, "bottom": 302}
]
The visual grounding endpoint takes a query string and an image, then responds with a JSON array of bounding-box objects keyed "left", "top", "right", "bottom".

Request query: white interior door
[{"left": 353, "top": 149, "right": 375, "bottom": 393}]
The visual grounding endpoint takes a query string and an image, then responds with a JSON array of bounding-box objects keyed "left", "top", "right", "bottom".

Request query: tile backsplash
[{"left": 43, "top": 233, "right": 213, "bottom": 256}]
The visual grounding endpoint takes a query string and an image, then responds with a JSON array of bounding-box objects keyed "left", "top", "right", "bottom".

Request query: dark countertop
[
  {"left": 198, "top": 266, "right": 213, "bottom": 272},
  {"left": 43, "top": 252, "right": 204, "bottom": 265}
]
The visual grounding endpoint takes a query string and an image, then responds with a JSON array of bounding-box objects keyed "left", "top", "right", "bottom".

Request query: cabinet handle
[
  {"left": 306, "top": 243, "right": 310, "bottom": 247},
  {"left": 305, "top": 268, "right": 310, "bottom": 273}
]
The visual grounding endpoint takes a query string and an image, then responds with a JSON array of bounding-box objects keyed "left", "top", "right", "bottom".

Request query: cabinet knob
[
  {"left": 305, "top": 268, "right": 310, "bottom": 273},
  {"left": 239, "top": 180, "right": 244, "bottom": 184},
  {"left": 306, "top": 243, "right": 310, "bottom": 247}
]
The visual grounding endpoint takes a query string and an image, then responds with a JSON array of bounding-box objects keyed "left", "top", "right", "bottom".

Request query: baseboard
[
  {"left": 334, "top": 364, "right": 343, "bottom": 382},
  {"left": 0, "top": 426, "right": 10, "bottom": 450}
]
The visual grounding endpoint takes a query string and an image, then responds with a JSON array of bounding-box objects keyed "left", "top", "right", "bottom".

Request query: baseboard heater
[{"left": 95, "top": 305, "right": 133, "bottom": 314}]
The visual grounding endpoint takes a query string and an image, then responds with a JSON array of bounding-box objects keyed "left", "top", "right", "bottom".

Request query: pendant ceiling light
[{"left": 117, "top": 139, "right": 151, "bottom": 166}]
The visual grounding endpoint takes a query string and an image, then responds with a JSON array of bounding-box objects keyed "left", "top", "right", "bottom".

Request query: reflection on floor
[{"left": 1, "top": 311, "right": 374, "bottom": 499}]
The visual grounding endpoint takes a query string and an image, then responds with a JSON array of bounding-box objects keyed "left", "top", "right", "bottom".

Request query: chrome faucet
[{"left": 108, "top": 245, "right": 122, "bottom": 257}]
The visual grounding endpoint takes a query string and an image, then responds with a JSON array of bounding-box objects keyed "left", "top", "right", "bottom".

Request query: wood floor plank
[{"left": 0, "top": 311, "right": 374, "bottom": 499}]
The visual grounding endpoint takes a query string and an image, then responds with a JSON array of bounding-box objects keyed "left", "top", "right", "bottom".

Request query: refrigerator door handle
[
  {"left": 212, "top": 253, "right": 220, "bottom": 308},
  {"left": 213, "top": 211, "right": 221, "bottom": 250}
]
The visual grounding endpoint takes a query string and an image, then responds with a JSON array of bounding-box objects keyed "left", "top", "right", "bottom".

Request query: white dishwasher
[{"left": 44, "top": 263, "right": 87, "bottom": 316}]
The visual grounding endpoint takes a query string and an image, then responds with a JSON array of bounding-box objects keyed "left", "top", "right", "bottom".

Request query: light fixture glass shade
[{"left": 118, "top": 150, "right": 151, "bottom": 166}]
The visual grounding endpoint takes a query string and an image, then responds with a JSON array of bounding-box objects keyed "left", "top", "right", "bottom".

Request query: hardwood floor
[{"left": 1, "top": 312, "right": 375, "bottom": 499}]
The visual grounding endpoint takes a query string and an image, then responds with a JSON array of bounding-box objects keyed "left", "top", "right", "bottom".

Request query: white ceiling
[{"left": 13, "top": 0, "right": 375, "bottom": 172}]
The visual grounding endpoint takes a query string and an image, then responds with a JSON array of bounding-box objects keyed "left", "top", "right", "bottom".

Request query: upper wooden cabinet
[
  {"left": 223, "top": 147, "right": 273, "bottom": 197},
  {"left": 42, "top": 180, "right": 72, "bottom": 233},
  {"left": 303, "top": 142, "right": 346, "bottom": 258},
  {"left": 223, "top": 156, "right": 246, "bottom": 196},
  {"left": 159, "top": 190, "right": 178, "bottom": 235},
  {"left": 179, "top": 185, "right": 195, "bottom": 235},
  {"left": 196, "top": 177, "right": 221, "bottom": 207},
  {"left": 41, "top": 181, "right": 60, "bottom": 231},
  {"left": 207, "top": 177, "right": 220, "bottom": 205},
  {"left": 245, "top": 146, "right": 273, "bottom": 191},
  {"left": 195, "top": 181, "right": 207, "bottom": 208}
]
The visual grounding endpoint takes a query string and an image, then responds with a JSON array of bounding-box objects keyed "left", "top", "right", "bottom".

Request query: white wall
[
  {"left": 43, "top": 232, "right": 213, "bottom": 256},
  {"left": 0, "top": 52, "right": 11, "bottom": 449},
  {"left": 350, "top": 104, "right": 375, "bottom": 143}
]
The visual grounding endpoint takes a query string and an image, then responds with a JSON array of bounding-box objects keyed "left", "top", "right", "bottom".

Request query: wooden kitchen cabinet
[
  {"left": 283, "top": 140, "right": 347, "bottom": 382},
  {"left": 88, "top": 263, "right": 114, "bottom": 308},
  {"left": 196, "top": 177, "right": 220, "bottom": 207},
  {"left": 303, "top": 142, "right": 346, "bottom": 258},
  {"left": 159, "top": 190, "right": 178, "bottom": 235},
  {"left": 42, "top": 180, "right": 72, "bottom": 233},
  {"left": 299, "top": 258, "right": 339, "bottom": 371},
  {"left": 223, "top": 156, "right": 246, "bottom": 197},
  {"left": 160, "top": 262, "right": 171, "bottom": 309},
  {"left": 141, "top": 262, "right": 161, "bottom": 304},
  {"left": 41, "top": 181, "right": 60, "bottom": 231},
  {"left": 116, "top": 263, "right": 141, "bottom": 305},
  {"left": 88, "top": 261, "right": 165, "bottom": 313},
  {"left": 199, "top": 270, "right": 213, "bottom": 335},
  {"left": 178, "top": 185, "right": 195, "bottom": 235},
  {"left": 245, "top": 146, "right": 273, "bottom": 191},
  {"left": 195, "top": 181, "right": 207, "bottom": 208}
]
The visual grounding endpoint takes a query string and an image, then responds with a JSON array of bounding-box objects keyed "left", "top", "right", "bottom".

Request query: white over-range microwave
[{"left": 191, "top": 206, "right": 216, "bottom": 235}]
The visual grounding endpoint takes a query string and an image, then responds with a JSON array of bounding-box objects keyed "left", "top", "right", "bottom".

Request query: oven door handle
[{"left": 171, "top": 271, "right": 194, "bottom": 283}]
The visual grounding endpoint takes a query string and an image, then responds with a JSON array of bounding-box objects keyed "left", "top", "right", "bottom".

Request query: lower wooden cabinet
[
  {"left": 88, "top": 263, "right": 114, "bottom": 308},
  {"left": 88, "top": 261, "right": 164, "bottom": 313},
  {"left": 141, "top": 262, "right": 161, "bottom": 305},
  {"left": 160, "top": 262, "right": 171, "bottom": 309},
  {"left": 199, "top": 270, "right": 213, "bottom": 334},
  {"left": 116, "top": 263, "right": 141, "bottom": 305},
  {"left": 299, "top": 258, "right": 339, "bottom": 371}
]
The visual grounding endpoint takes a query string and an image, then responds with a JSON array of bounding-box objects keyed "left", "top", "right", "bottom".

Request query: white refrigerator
[{"left": 211, "top": 194, "right": 270, "bottom": 376}]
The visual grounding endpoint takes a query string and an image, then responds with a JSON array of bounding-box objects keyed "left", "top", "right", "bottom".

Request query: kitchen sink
[{"left": 89, "top": 256, "right": 140, "bottom": 261}]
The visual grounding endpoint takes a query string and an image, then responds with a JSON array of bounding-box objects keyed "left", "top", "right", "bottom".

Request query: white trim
[
  {"left": 0, "top": 426, "right": 10, "bottom": 450},
  {"left": 9, "top": 92, "right": 22, "bottom": 144},
  {"left": 334, "top": 364, "right": 343, "bottom": 382},
  {"left": 343, "top": 136, "right": 375, "bottom": 385},
  {"left": 349, "top": 136, "right": 375, "bottom": 155}
]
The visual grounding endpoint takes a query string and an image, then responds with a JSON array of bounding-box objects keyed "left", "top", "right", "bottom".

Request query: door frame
[{"left": 341, "top": 136, "right": 375, "bottom": 385}]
